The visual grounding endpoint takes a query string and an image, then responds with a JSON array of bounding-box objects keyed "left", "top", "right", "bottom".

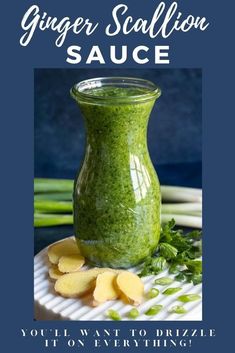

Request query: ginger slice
[
  {"left": 58, "top": 254, "right": 85, "bottom": 273},
  {"left": 116, "top": 272, "right": 144, "bottom": 306},
  {"left": 49, "top": 265, "right": 64, "bottom": 280},
  {"left": 48, "top": 238, "right": 80, "bottom": 264},
  {"left": 93, "top": 271, "right": 119, "bottom": 306},
  {"left": 54, "top": 268, "right": 121, "bottom": 298}
]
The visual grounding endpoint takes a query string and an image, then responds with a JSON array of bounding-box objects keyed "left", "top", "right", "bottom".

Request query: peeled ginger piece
[
  {"left": 116, "top": 272, "right": 144, "bottom": 306},
  {"left": 93, "top": 272, "right": 119, "bottom": 306},
  {"left": 49, "top": 265, "right": 64, "bottom": 280},
  {"left": 55, "top": 270, "right": 97, "bottom": 298},
  {"left": 58, "top": 254, "right": 85, "bottom": 273},
  {"left": 54, "top": 268, "right": 120, "bottom": 298},
  {"left": 48, "top": 238, "right": 80, "bottom": 264}
]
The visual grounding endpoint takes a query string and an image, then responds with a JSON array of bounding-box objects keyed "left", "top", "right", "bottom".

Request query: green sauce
[{"left": 71, "top": 80, "right": 161, "bottom": 268}]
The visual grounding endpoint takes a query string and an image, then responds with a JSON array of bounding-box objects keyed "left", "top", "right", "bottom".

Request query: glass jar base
[{"left": 76, "top": 238, "right": 159, "bottom": 269}]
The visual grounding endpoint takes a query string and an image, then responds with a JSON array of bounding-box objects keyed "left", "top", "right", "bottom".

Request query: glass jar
[{"left": 71, "top": 77, "right": 161, "bottom": 268}]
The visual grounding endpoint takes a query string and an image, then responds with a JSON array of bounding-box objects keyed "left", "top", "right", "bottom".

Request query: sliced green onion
[
  {"left": 106, "top": 309, "right": 121, "bottom": 321},
  {"left": 145, "top": 305, "right": 163, "bottom": 316},
  {"left": 127, "top": 308, "right": 139, "bottom": 319},
  {"left": 162, "top": 287, "right": 182, "bottom": 295},
  {"left": 147, "top": 288, "right": 160, "bottom": 299},
  {"left": 169, "top": 305, "right": 187, "bottom": 314},
  {"left": 177, "top": 294, "right": 201, "bottom": 302},
  {"left": 154, "top": 277, "right": 174, "bottom": 286}
]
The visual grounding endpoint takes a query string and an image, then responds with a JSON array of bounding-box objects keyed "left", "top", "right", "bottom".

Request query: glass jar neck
[
  {"left": 71, "top": 77, "right": 161, "bottom": 153},
  {"left": 79, "top": 98, "right": 155, "bottom": 150},
  {"left": 71, "top": 77, "right": 161, "bottom": 105}
]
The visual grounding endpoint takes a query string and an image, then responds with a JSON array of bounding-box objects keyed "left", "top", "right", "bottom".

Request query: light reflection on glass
[{"left": 130, "top": 154, "right": 151, "bottom": 202}]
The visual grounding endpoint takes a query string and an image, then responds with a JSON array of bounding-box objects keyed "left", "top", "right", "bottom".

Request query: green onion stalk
[{"left": 34, "top": 178, "right": 202, "bottom": 228}]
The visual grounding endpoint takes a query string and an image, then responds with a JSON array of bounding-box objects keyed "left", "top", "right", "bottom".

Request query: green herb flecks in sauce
[{"left": 72, "top": 84, "right": 161, "bottom": 268}]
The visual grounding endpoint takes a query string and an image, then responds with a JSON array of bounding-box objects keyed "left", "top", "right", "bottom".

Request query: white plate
[{"left": 34, "top": 237, "right": 202, "bottom": 321}]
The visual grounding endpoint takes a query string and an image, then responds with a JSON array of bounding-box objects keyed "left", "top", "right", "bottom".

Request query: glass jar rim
[{"left": 71, "top": 77, "right": 161, "bottom": 104}]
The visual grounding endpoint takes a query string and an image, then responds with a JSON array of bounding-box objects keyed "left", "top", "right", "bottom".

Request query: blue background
[{"left": 1, "top": 0, "right": 234, "bottom": 352}]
